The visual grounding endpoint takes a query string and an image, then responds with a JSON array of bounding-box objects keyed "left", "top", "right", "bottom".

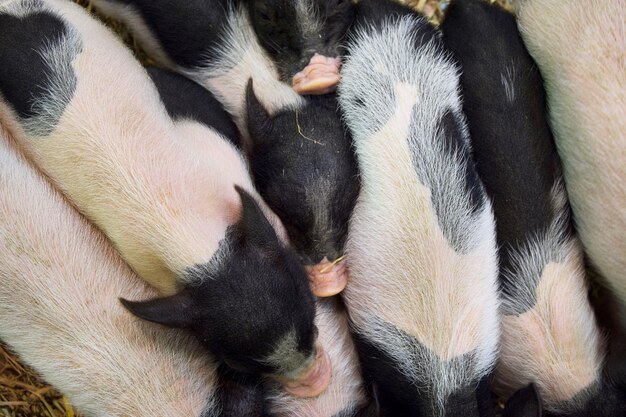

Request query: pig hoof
[
  {"left": 306, "top": 257, "right": 349, "bottom": 297},
  {"left": 293, "top": 53, "right": 342, "bottom": 95}
]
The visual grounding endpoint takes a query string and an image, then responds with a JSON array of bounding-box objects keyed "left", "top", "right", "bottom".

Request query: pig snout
[
  {"left": 293, "top": 54, "right": 342, "bottom": 95},
  {"left": 305, "top": 256, "right": 349, "bottom": 297},
  {"left": 278, "top": 342, "right": 333, "bottom": 398}
]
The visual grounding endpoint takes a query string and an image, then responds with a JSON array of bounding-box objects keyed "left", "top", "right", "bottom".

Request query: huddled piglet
[
  {"left": 266, "top": 298, "right": 375, "bottom": 417},
  {"left": 442, "top": 1, "right": 625, "bottom": 415},
  {"left": 90, "top": 0, "right": 360, "bottom": 296},
  {"left": 245, "top": 83, "right": 359, "bottom": 296},
  {"left": 515, "top": 0, "right": 626, "bottom": 329},
  {"left": 0, "top": 0, "right": 330, "bottom": 398},
  {"left": 338, "top": 0, "right": 501, "bottom": 415},
  {"left": 0, "top": 126, "right": 271, "bottom": 417}
]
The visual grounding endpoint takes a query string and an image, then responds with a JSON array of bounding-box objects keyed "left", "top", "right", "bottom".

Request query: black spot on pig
[
  {"left": 213, "top": 364, "right": 268, "bottom": 417},
  {"left": 441, "top": 0, "right": 569, "bottom": 314},
  {"left": 344, "top": 74, "right": 396, "bottom": 135},
  {"left": 352, "top": 323, "right": 494, "bottom": 417},
  {"left": 437, "top": 109, "right": 486, "bottom": 215},
  {"left": 408, "top": 107, "right": 487, "bottom": 255},
  {"left": 504, "top": 378, "right": 626, "bottom": 417},
  {"left": 0, "top": 6, "right": 81, "bottom": 136},
  {"left": 443, "top": 372, "right": 495, "bottom": 417},
  {"left": 106, "top": 0, "right": 232, "bottom": 68},
  {"left": 352, "top": 0, "right": 410, "bottom": 31},
  {"left": 147, "top": 67, "right": 240, "bottom": 147},
  {"left": 249, "top": 0, "right": 355, "bottom": 81},
  {"left": 246, "top": 80, "right": 359, "bottom": 265},
  {"left": 121, "top": 187, "right": 318, "bottom": 382},
  {"left": 352, "top": 329, "right": 422, "bottom": 417}
]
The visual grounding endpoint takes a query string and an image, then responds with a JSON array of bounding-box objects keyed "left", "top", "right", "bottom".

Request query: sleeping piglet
[
  {"left": 246, "top": 82, "right": 359, "bottom": 297},
  {"left": 90, "top": 0, "right": 359, "bottom": 297},
  {"left": 442, "top": 0, "right": 625, "bottom": 415},
  {"left": 338, "top": 0, "right": 501, "bottom": 415},
  {"left": 0, "top": 0, "right": 330, "bottom": 398}
]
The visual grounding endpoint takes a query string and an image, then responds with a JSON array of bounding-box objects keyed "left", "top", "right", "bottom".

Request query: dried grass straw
[{"left": 0, "top": 345, "right": 78, "bottom": 417}]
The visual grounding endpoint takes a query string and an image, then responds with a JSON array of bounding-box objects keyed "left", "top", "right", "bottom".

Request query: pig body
[
  {"left": 91, "top": 0, "right": 360, "bottom": 296},
  {"left": 0, "top": 0, "right": 327, "bottom": 395},
  {"left": 515, "top": 1, "right": 626, "bottom": 323},
  {"left": 442, "top": 1, "right": 625, "bottom": 415},
  {"left": 338, "top": 1, "right": 500, "bottom": 415},
  {"left": 267, "top": 298, "right": 374, "bottom": 417},
  {"left": 0, "top": 127, "right": 221, "bottom": 417}
]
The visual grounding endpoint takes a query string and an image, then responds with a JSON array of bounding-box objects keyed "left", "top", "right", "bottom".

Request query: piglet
[
  {"left": 246, "top": 82, "right": 359, "bottom": 297},
  {"left": 338, "top": 0, "right": 501, "bottom": 415},
  {"left": 90, "top": 0, "right": 359, "bottom": 296},
  {"left": 0, "top": 0, "right": 330, "bottom": 398},
  {"left": 248, "top": 0, "right": 355, "bottom": 94},
  {"left": 515, "top": 0, "right": 626, "bottom": 330},
  {"left": 441, "top": 1, "right": 625, "bottom": 415},
  {"left": 0, "top": 125, "right": 254, "bottom": 416}
]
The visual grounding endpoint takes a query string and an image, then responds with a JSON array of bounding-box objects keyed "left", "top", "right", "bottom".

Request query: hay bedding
[
  {"left": 0, "top": 346, "right": 76, "bottom": 417},
  {"left": 0, "top": 0, "right": 513, "bottom": 416}
]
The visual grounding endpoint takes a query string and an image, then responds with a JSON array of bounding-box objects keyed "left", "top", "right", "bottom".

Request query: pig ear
[
  {"left": 245, "top": 79, "right": 272, "bottom": 140},
  {"left": 235, "top": 185, "right": 279, "bottom": 248},
  {"left": 503, "top": 384, "right": 542, "bottom": 417},
  {"left": 119, "top": 290, "right": 194, "bottom": 329}
]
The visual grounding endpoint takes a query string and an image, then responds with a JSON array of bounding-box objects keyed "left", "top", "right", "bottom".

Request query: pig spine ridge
[
  {"left": 516, "top": 0, "right": 626, "bottom": 319},
  {"left": 0, "top": 128, "right": 217, "bottom": 417},
  {"left": 339, "top": 12, "right": 500, "bottom": 413}
]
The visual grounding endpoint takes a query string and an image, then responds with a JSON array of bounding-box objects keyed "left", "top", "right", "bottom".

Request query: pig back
[{"left": 338, "top": 4, "right": 500, "bottom": 415}]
